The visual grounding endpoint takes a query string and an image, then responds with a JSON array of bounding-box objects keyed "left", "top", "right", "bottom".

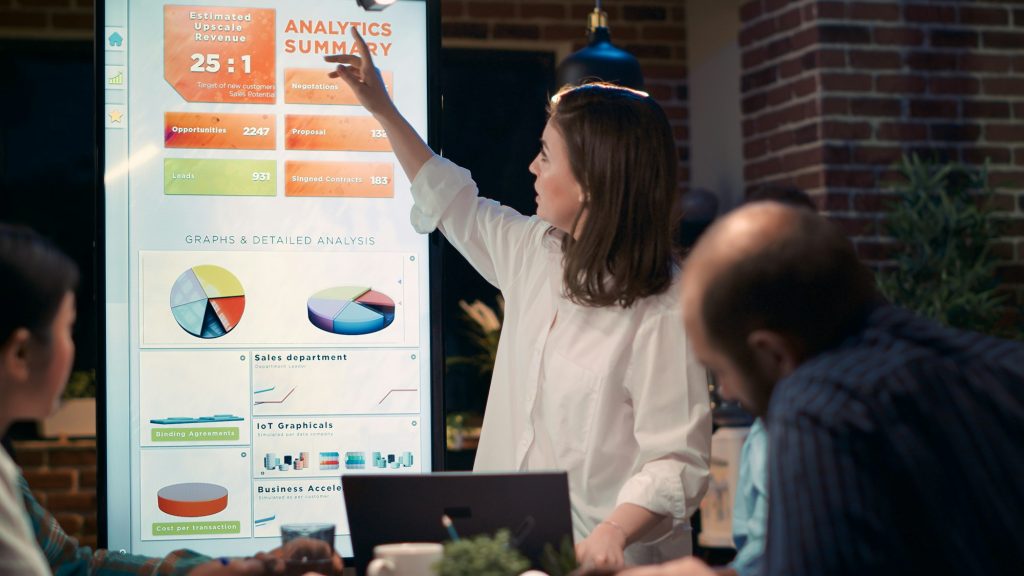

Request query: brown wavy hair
[{"left": 550, "top": 83, "right": 678, "bottom": 308}]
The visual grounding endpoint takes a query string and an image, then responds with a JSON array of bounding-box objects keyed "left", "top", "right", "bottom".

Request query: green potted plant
[
  {"left": 445, "top": 297, "right": 502, "bottom": 450},
  {"left": 434, "top": 530, "right": 578, "bottom": 576},
  {"left": 446, "top": 297, "right": 503, "bottom": 380},
  {"left": 436, "top": 530, "right": 531, "bottom": 576},
  {"left": 540, "top": 537, "right": 579, "bottom": 576},
  {"left": 446, "top": 412, "right": 483, "bottom": 451},
  {"left": 877, "top": 154, "right": 1021, "bottom": 338},
  {"left": 40, "top": 369, "right": 97, "bottom": 438}
]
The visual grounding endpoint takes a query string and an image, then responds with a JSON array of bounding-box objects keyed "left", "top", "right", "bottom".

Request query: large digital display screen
[{"left": 100, "top": 0, "right": 436, "bottom": 558}]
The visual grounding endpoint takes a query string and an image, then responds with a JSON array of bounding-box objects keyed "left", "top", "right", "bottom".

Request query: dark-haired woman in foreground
[
  {"left": 327, "top": 31, "right": 710, "bottom": 569},
  {"left": 0, "top": 224, "right": 79, "bottom": 575}
]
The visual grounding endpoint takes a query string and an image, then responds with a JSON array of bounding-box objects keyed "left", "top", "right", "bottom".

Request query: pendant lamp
[
  {"left": 356, "top": 0, "right": 397, "bottom": 11},
  {"left": 555, "top": 1, "right": 645, "bottom": 90}
]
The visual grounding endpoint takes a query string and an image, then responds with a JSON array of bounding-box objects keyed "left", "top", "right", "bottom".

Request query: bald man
[{"left": 623, "top": 203, "right": 1024, "bottom": 575}]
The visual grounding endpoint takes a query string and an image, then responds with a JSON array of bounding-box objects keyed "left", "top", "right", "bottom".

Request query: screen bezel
[{"left": 95, "top": 0, "right": 445, "bottom": 553}]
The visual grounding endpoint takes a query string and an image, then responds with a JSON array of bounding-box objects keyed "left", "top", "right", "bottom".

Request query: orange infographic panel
[
  {"left": 163, "top": 6, "right": 276, "bottom": 104},
  {"left": 285, "top": 161, "right": 394, "bottom": 198},
  {"left": 164, "top": 112, "right": 275, "bottom": 150},
  {"left": 284, "top": 69, "right": 393, "bottom": 105},
  {"left": 284, "top": 115, "right": 393, "bottom": 152}
]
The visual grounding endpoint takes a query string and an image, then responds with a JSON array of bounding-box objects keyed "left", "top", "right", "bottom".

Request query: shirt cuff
[
  {"left": 409, "top": 155, "right": 474, "bottom": 234},
  {"left": 730, "top": 541, "right": 764, "bottom": 576},
  {"left": 615, "top": 460, "right": 689, "bottom": 526}
]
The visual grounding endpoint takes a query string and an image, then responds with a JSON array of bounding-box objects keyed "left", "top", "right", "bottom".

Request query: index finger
[
  {"left": 350, "top": 27, "right": 374, "bottom": 72},
  {"left": 324, "top": 53, "right": 360, "bottom": 65}
]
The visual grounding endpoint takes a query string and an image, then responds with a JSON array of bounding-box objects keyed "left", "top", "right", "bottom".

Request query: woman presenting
[{"left": 327, "top": 30, "right": 711, "bottom": 569}]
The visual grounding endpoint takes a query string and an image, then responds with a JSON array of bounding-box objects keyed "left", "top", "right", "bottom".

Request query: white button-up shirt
[{"left": 412, "top": 156, "right": 711, "bottom": 563}]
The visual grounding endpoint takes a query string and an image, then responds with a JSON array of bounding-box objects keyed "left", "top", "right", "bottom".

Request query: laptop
[{"left": 343, "top": 472, "right": 573, "bottom": 575}]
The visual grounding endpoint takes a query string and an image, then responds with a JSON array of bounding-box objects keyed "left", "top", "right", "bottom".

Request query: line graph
[
  {"left": 254, "top": 387, "right": 295, "bottom": 406},
  {"left": 378, "top": 388, "right": 417, "bottom": 405},
  {"left": 251, "top": 350, "right": 420, "bottom": 415}
]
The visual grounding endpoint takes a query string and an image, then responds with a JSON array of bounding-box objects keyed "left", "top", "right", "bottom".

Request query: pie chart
[
  {"left": 307, "top": 286, "right": 395, "bottom": 335},
  {"left": 170, "top": 265, "right": 245, "bottom": 339}
]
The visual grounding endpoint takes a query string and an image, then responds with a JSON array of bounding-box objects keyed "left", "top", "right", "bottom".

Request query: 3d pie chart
[
  {"left": 170, "top": 265, "right": 245, "bottom": 339},
  {"left": 307, "top": 286, "right": 396, "bottom": 335},
  {"left": 157, "top": 482, "right": 228, "bottom": 517}
]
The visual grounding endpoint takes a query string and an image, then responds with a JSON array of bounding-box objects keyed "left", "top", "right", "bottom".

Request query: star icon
[{"left": 109, "top": 110, "right": 124, "bottom": 123}]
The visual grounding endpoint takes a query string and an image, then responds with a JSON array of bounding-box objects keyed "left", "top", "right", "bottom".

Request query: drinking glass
[{"left": 281, "top": 523, "right": 335, "bottom": 576}]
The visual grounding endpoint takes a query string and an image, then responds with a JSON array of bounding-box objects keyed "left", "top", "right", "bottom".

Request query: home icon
[{"left": 109, "top": 31, "right": 123, "bottom": 47}]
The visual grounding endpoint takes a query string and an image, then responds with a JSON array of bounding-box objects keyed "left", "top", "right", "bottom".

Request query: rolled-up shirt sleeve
[
  {"left": 616, "top": 306, "right": 712, "bottom": 528},
  {"left": 410, "top": 155, "right": 547, "bottom": 289}
]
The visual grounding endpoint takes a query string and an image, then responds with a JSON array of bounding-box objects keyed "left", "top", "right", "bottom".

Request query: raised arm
[
  {"left": 326, "top": 30, "right": 545, "bottom": 290},
  {"left": 325, "top": 29, "right": 433, "bottom": 182}
]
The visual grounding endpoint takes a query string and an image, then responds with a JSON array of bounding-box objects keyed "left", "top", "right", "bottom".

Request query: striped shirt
[
  {"left": 18, "top": 474, "right": 209, "bottom": 575},
  {"left": 765, "top": 305, "right": 1024, "bottom": 575}
]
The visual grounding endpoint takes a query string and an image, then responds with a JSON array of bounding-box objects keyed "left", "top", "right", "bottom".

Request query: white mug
[{"left": 367, "top": 542, "right": 443, "bottom": 576}]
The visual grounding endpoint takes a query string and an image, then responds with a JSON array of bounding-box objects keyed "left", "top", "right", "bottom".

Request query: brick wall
[
  {"left": 740, "top": 0, "right": 825, "bottom": 194},
  {"left": 0, "top": 0, "right": 94, "bottom": 39},
  {"left": 13, "top": 440, "right": 99, "bottom": 549},
  {"left": 740, "top": 0, "right": 1024, "bottom": 318}
]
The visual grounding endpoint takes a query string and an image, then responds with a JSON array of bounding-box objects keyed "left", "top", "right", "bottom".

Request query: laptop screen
[{"left": 343, "top": 472, "right": 573, "bottom": 574}]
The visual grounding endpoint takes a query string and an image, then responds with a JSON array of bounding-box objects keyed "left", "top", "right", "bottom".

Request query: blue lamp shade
[
  {"left": 356, "top": 0, "right": 396, "bottom": 11},
  {"left": 556, "top": 20, "right": 644, "bottom": 90}
]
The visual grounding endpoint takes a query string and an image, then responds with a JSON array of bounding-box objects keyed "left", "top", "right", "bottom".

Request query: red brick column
[
  {"left": 739, "top": 0, "right": 826, "bottom": 199},
  {"left": 13, "top": 440, "right": 99, "bottom": 549},
  {"left": 740, "top": 0, "right": 1024, "bottom": 311}
]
